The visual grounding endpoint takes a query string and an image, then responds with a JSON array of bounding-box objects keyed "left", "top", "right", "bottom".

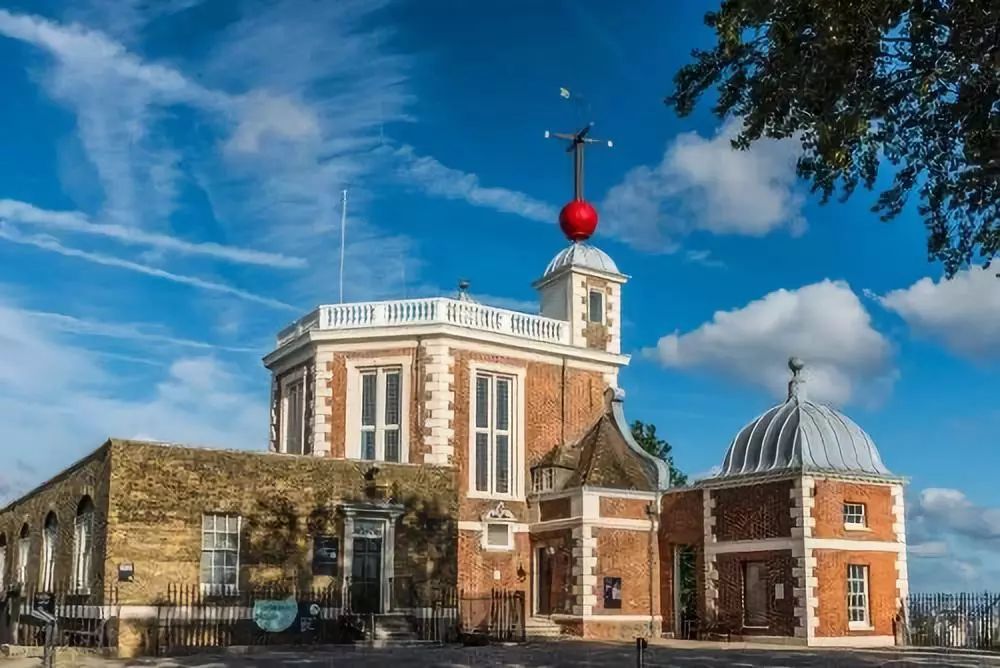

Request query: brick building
[{"left": 0, "top": 232, "right": 908, "bottom": 653}]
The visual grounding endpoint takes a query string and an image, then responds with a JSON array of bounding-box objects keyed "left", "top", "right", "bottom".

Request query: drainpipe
[{"left": 647, "top": 498, "right": 659, "bottom": 639}]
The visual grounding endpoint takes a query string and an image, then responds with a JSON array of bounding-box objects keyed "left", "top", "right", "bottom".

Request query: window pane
[
  {"left": 228, "top": 516, "right": 239, "bottom": 533},
  {"left": 475, "top": 433, "right": 489, "bottom": 492},
  {"left": 495, "top": 434, "right": 509, "bottom": 494},
  {"left": 361, "top": 372, "right": 376, "bottom": 426},
  {"left": 588, "top": 290, "right": 603, "bottom": 323},
  {"left": 496, "top": 378, "right": 510, "bottom": 431},
  {"left": 362, "top": 431, "right": 376, "bottom": 460},
  {"left": 475, "top": 376, "right": 489, "bottom": 429},
  {"left": 486, "top": 523, "right": 509, "bottom": 547},
  {"left": 384, "top": 371, "right": 401, "bottom": 426},
  {"left": 384, "top": 429, "right": 400, "bottom": 463}
]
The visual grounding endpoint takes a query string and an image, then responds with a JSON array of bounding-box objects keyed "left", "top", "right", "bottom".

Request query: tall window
[
  {"left": 16, "top": 524, "right": 30, "bottom": 585},
  {"left": 360, "top": 367, "right": 402, "bottom": 462},
  {"left": 281, "top": 373, "right": 306, "bottom": 455},
  {"left": 474, "top": 372, "right": 514, "bottom": 496},
  {"left": 843, "top": 502, "right": 866, "bottom": 528},
  {"left": 847, "top": 564, "right": 870, "bottom": 629},
  {"left": 588, "top": 289, "right": 604, "bottom": 324},
  {"left": 201, "top": 514, "right": 241, "bottom": 594},
  {"left": 41, "top": 512, "right": 58, "bottom": 592},
  {"left": 72, "top": 497, "right": 96, "bottom": 593},
  {"left": 742, "top": 561, "right": 769, "bottom": 627},
  {"left": 0, "top": 534, "right": 7, "bottom": 591}
]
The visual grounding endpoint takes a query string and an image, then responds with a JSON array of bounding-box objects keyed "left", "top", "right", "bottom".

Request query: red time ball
[{"left": 559, "top": 200, "right": 598, "bottom": 241}]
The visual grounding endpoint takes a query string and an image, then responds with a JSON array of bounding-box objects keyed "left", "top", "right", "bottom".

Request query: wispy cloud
[
  {"left": 0, "top": 199, "right": 306, "bottom": 269},
  {"left": 0, "top": 225, "right": 296, "bottom": 311},
  {"left": 391, "top": 144, "right": 558, "bottom": 224},
  {"left": 21, "top": 309, "right": 260, "bottom": 353}
]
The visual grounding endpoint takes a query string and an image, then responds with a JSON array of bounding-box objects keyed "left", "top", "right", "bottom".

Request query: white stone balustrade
[{"left": 276, "top": 297, "right": 569, "bottom": 348}]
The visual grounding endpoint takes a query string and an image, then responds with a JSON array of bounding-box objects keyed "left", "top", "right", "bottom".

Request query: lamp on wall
[{"left": 516, "top": 563, "right": 526, "bottom": 582}]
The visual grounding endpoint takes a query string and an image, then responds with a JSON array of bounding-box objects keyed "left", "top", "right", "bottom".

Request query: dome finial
[{"left": 788, "top": 356, "right": 806, "bottom": 400}]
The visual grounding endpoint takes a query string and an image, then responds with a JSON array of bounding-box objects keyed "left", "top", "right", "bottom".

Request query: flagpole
[{"left": 339, "top": 189, "right": 348, "bottom": 304}]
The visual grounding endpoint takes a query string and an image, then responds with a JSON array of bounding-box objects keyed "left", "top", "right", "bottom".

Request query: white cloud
[
  {"left": 602, "top": 117, "right": 805, "bottom": 250},
  {"left": 908, "top": 541, "right": 950, "bottom": 558},
  {"left": 643, "top": 280, "right": 894, "bottom": 406},
  {"left": 0, "top": 199, "right": 305, "bottom": 269},
  {"left": 392, "top": 145, "right": 558, "bottom": 224},
  {"left": 0, "top": 224, "right": 296, "bottom": 311},
  {"left": 915, "top": 488, "right": 1000, "bottom": 542},
  {"left": 876, "top": 266, "right": 1000, "bottom": 358}
]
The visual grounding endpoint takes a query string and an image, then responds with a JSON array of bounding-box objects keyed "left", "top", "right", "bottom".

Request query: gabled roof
[{"left": 534, "top": 388, "right": 670, "bottom": 492}]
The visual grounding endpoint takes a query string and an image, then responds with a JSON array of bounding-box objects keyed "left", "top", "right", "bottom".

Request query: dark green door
[{"left": 351, "top": 522, "right": 383, "bottom": 614}]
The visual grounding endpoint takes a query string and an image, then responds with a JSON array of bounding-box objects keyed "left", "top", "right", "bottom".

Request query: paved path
[{"left": 4, "top": 641, "right": 1000, "bottom": 667}]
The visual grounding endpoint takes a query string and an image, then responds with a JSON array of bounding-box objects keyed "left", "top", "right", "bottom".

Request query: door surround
[{"left": 341, "top": 501, "right": 404, "bottom": 614}]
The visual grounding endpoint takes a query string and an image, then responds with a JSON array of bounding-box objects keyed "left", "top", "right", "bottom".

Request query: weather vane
[{"left": 545, "top": 88, "right": 613, "bottom": 242}]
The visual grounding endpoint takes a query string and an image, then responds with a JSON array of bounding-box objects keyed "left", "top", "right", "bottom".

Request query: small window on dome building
[
  {"left": 588, "top": 289, "right": 604, "bottom": 324},
  {"left": 843, "top": 502, "right": 866, "bottom": 529},
  {"left": 532, "top": 468, "right": 556, "bottom": 493}
]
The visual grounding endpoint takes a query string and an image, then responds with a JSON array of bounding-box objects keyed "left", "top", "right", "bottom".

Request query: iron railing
[
  {"left": 459, "top": 588, "right": 526, "bottom": 642},
  {"left": 908, "top": 592, "right": 1000, "bottom": 650},
  {"left": 0, "top": 584, "right": 119, "bottom": 649}
]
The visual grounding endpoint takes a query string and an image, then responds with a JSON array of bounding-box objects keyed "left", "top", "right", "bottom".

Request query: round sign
[
  {"left": 252, "top": 599, "right": 298, "bottom": 633},
  {"left": 309, "top": 603, "right": 321, "bottom": 616}
]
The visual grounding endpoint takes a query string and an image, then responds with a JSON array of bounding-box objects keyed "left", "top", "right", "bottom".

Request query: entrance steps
[
  {"left": 525, "top": 616, "right": 563, "bottom": 639},
  {"left": 371, "top": 613, "right": 419, "bottom": 642}
]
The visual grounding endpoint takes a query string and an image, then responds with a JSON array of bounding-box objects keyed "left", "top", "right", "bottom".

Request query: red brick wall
[
  {"left": 813, "top": 480, "right": 895, "bottom": 541},
  {"left": 594, "top": 528, "right": 658, "bottom": 616},
  {"left": 715, "top": 550, "right": 796, "bottom": 636},
  {"left": 539, "top": 498, "right": 572, "bottom": 521},
  {"left": 659, "top": 489, "right": 705, "bottom": 633},
  {"left": 713, "top": 480, "right": 793, "bottom": 541},
  {"left": 814, "top": 550, "right": 898, "bottom": 637},
  {"left": 600, "top": 497, "right": 650, "bottom": 520},
  {"left": 457, "top": 529, "right": 530, "bottom": 594},
  {"left": 452, "top": 349, "right": 607, "bottom": 522}
]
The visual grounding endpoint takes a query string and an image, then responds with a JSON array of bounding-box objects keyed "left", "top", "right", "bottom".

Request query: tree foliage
[
  {"left": 630, "top": 420, "right": 688, "bottom": 486},
  {"left": 667, "top": 0, "right": 998, "bottom": 276}
]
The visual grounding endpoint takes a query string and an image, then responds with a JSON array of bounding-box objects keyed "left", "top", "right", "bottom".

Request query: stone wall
[
  {"left": 104, "top": 441, "right": 457, "bottom": 604},
  {"left": 813, "top": 549, "right": 898, "bottom": 637},
  {"left": 713, "top": 480, "right": 793, "bottom": 541},
  {"left": 599, "top": 497, "right": 649, "bottom": 520},
  {"left": 715, "top": 550, "right": 796, "bottom": 637},
  {"left": 0, "top": 444, "right": 112, "bottom": 598},
  {"left": 812, "top": 480, "right": 895, "bottom": 541}
]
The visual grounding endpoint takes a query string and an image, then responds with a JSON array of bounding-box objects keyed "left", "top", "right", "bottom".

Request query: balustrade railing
[{"left": 276, "top": 298, "right": 569, "bottom": 348}]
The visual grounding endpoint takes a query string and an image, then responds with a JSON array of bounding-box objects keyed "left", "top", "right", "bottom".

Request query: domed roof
[
  {"left": 717, "top": 358, "right": 893, "bottom": 479},
  {"left": 543, "top": 242, "right": 620, "bottom": 278}
]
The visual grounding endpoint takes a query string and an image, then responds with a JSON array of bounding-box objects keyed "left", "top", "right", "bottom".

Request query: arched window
[
  {"left": 16, "top": 524, "right": 30, "bottom": 585},
  {"left": 0, "top": 533, "right": 7, "bottom": 591},
  {"left": 73, "top": 497, "right": 95, "bottom": 594},
  {"left": 42, "top": 512, "right": 59, "bottom": 591}
]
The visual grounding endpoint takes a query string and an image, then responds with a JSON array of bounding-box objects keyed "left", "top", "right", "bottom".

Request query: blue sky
[{"left": 0, "top": 0, "right": 997, "bottom": 591}]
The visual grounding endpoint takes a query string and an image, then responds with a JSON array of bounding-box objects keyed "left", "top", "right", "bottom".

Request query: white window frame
[
  {"left": 532, "top": 468, "right": 556, "bottom": 493},
  {"left": 346, "top": 356, "right": 411, "bottom": 463},
  {"left": 588, "top": 288, "right": 605, "bottom": 324},
  {"left": 847, "top": 564, "right": 871, "bottom": 630},
  {"left": 279, "top": 368, "right": 308, "bottom": 455},
  {"left": 467, "top": 362, "right": 525, "bottom": 500},
  {"left": 16, "top": 527, "right": 29, "bottom": 585},
  {"left": 843, "top": 502, "right": 867, "bottom": 530},
  {"left": 200, "top": 514, "right": 242, "bottom": 595},
  {"left": 482, "top": 522, "right": 514, "bottom": 552},
  {"left": 41, "top": 514, "right": 58, "bottom": 592},
  {"left": 72, "top": 504, "right": 95, "bottom": 594}
]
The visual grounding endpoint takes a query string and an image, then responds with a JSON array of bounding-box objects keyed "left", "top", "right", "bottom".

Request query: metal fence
[
  {"left": 459, "top": 588, "right": 525, "bottom": 643},
  {"left": 0, "top": 585, "right": 119, "bottom": 649},
  {"left": 908, "top": 592, "right": 1000, "bottom": 650}
]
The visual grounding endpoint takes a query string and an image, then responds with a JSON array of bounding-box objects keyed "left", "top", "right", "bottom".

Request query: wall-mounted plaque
[
  {"left": 312, "top": 535, "right": 339, "bottom": 576},
  {"left": 603, "top": 577, "right": 622, "bottom": 609},
  {"left": 118, "top": 562, "right": 134, "bottom": 582}
]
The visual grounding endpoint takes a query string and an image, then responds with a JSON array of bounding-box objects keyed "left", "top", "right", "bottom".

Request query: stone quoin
[{"left": 0, "top": 173, "right": 906, "bottom": 657}]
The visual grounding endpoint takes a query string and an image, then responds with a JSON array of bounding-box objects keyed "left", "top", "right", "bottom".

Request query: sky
[{"left": 0, "top": 0, "right": 996, "bottom": 592}]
